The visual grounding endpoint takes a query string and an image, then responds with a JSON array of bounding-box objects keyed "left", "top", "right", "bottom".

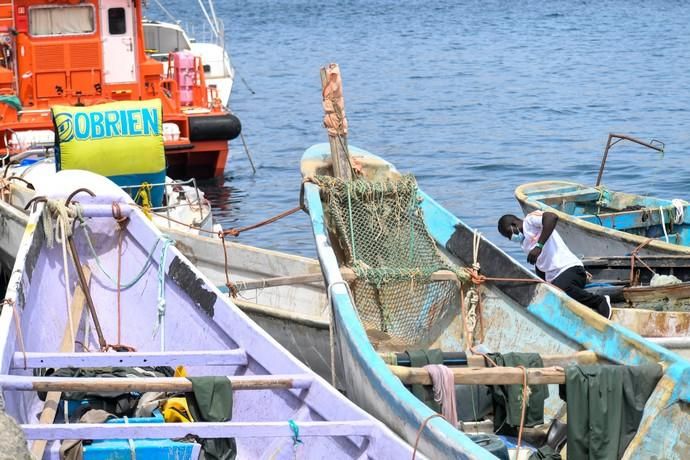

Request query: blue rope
[
  {"left": 288, "top": 419, "right": 303, "bottom": 448},
  {"left": 78, "top": 219, "right": 162, "bottom": 289}
]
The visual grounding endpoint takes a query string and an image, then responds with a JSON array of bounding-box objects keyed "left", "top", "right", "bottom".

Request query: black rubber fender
[
  {"left": 467, "top": 434, "right": 509, "bottom": 460},
  {"left": 188, "top": 113, "right": 241, "bottom": 141}
]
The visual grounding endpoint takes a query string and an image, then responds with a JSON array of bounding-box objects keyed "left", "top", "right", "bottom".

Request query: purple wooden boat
[{"left": 0, "top": 175, "right": 418, "bottom": 459}]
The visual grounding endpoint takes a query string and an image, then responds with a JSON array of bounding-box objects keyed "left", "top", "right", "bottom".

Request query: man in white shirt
[{"left": 498, "top": 211, "right": 611, "bottom": 319}]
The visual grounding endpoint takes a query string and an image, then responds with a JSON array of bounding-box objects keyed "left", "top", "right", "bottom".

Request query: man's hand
[{"left": 527, "top": 246, "right": 542, "bottom": 264}]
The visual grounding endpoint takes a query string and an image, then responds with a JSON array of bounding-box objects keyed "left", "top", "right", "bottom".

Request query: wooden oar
[{"left": 30, "top": 266, "right": 90, "bottom": 460}]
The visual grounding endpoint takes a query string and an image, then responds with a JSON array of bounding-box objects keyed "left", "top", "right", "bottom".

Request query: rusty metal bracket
[{"left": 596, "top": 133, "right": 665, "bottom": 187}]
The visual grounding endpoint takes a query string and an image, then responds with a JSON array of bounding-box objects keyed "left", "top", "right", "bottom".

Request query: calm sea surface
[{"left": 152, "top": 1, "right": 690, "bottom": 262}]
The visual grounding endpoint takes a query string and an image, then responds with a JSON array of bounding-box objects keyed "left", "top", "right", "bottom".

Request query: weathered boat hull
[
  {"left": 0, "top": 179, "right": 416, "bottom": 458},
  {"left": 515, "top": 180, "right": 690, "bottom": 257},
  {"left": 302, "top": 143, "right": 690, "bottom": 459},
  {"left": 0, "top": 178, "right": 334, "bottom": 386},
  {"left": 168, "top": 229, "right": 334, "bottom": 384}
]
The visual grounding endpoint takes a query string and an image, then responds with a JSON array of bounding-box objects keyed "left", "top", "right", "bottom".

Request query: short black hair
[{"left": 497, "top": 214, "right": 520, "bottom": 238}]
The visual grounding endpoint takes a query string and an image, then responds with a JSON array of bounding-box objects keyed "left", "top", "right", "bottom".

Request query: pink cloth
[{"left": 424, "top": 364, "right": 458, "bottom": 426}]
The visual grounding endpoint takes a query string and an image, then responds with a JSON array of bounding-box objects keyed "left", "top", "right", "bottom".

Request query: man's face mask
[{"left": 510, "top": 224, "right": 524, "bottom": 243}]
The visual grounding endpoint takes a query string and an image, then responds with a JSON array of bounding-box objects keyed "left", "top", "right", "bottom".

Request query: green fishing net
[{"left": 315, "top": 174, "right": 468, "bottom": 346}]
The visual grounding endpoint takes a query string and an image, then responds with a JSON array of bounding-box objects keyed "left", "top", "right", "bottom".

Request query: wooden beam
[
  {"left": 320, "top": 63, "right": 352, "bottom": 180},
  {"left": 22, "top": 420, "right": 374, "bottom": 441},
  {"left": 234, "top": 273, "right": 323, "bottom": 291},
  {"left": 31, "top": 267, "right": 90, "bottom": 460},
  {"left": 1, "top": 374, "right": 314, "bottom": 393},
  {"left": 583, "top": 256, "right": 690, "bottom": 268},
  {"left": 465, "top": 351, "right": 598, "bottom": 368},
  {"left": 389, "top": 365, "right": 566, "bottom": 385},
  {"left": 12, "top": 349, "right": 249, "bottom": 370},
  {"left": 233, "top": 268, "right": 458, "bottom": 292}
]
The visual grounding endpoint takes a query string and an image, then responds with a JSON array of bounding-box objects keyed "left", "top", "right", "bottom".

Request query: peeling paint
[{"left": 168, "top": 256, "right": 216, "bottom": 317}]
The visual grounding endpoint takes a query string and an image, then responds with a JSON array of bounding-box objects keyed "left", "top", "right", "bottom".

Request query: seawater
[{"left": 153, "top": 0, "right": 690, "bottom": 263}]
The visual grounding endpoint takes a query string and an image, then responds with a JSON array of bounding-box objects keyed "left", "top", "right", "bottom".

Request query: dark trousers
[{"left": 537, "top": 266, "right": 609, "bottom": 316}]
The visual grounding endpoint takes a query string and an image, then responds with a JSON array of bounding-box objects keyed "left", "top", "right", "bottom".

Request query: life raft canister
[{"left": 52, "top": 99, "right": 166, "bottom": 207}]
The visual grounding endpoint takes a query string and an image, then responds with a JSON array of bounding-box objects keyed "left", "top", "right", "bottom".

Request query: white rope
[
  {"left": 660, "top": 206, "right": 669, "bottom": 243},
  {"left": 672, "top": 199, "right": 685, "bottom": 225},
  {"left": 195, "top": 0, "right": 218, "bottom": 37},
  {"left": 152, "top": 237, "right": 175, "bottom": 351},
  {"left": 472, "top": 230, "right": 481, "bottom": 271},
  {"left": 151, "top": 0, "right": 178, "bottom": 24},
  {"left": 43, "top": 200, "right": 81, "bottom": 349}
]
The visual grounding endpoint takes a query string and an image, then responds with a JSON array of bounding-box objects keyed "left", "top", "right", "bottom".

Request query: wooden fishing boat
[
  {"left": 583, "top": 254, "right": 690, "bottom": 357},
  {"left": 0, "top": 0, "right": 241, "bottom": 179},
  {"left": 0, "top": 169, "right": 334, "bottom": 385},
  {"left": 515, "top": 134, "right": 689, "bottom": 258},
  {"left": 302, "top": 142, "right": 690, "bottom": 459},
  {"left": 0, "top": 182, "right": 417, "bottom": 459},
  {"left": 515, "top": 180, "right": 690, "bottom": 257},
  {"left": 0, "top": 161, "right": 218, "bottom": 269}
]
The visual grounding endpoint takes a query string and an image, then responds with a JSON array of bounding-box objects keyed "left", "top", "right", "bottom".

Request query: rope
[
  {"left": 4, "top": 299, "right": 27, "bottom": 369},
  {"left": 346, "top": 186, "right": 357, "bottom": 261},
  {"left": 629, "top": 238, "right": 654, "bottom": 286},
  {"left": 411, "top": 413, "right": 445, "bottom": 460},
  {"left": 660, "top": 206, "right": 669, "bottom": 243},
  {"left": 218, "top": 233, "right": 238, "bottom": 297},
  {"left": 133, "top": 183, "right": 153, "bottom": 220},
  {"left": 470, "top": 347, "right": 529, "bottom": 457},
  {"left": 153, "top": 236, "right": 175, "bottom": 351},
  {"left": 672, "top": 199, "right": 685, "bottom": 225},
  {"left": 43, "top": 200, "right": 81, "bottom": 347},
  {"left": 288, "top": 419, "right": 303, "bottom": 449},
  {"left": 221, "top": 206, "right": 302, "bottom": 237},
  {"left": 515, "top": 365, "right": 529, "bottom": 459},
  {"left": 78, "top": 221, "right": 164, "bottom": 289},
  {"left": 113, "top": 203, "right": 129, "bottom": 346}
]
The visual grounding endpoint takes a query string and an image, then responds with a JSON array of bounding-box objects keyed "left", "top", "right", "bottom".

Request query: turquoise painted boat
[
  {"left": 515, "top": 180, "right": 690, "bottom": 257},
  {"left": 301, "top": 143, "right": 690, "bottom": 459}
]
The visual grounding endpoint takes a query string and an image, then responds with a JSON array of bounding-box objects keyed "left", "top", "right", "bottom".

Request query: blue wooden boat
[
  {"left": 515, "top": 180, "right": 690, "bottom": 258},
  {"left": 302, "top": 143, "right": 690, "bottom": 459},
  {"left": 0, "top": 174, "right": 417, "bottom": 459}
]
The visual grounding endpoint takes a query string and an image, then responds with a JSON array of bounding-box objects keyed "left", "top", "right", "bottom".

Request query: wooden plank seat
[
  {"left": 11, "top": 349, "right": 249, "bottom": 369},
  {"left": 234, "top": 268, "right": 457, "bottom": 291},
  {"left": 388, "top": 350, "right": 598, "bottom": 368},
  {"left": 538, "top": 189, "right": 602, "bottom": 205},
  {"left": 21, "top": 420, "right": 376, "bottom": 441},
  {"left": 0, "top": 374, "right": 314, "bottom": 392},
  {"left": 390, "top": 365, "right": 567, "bottom": 385}
]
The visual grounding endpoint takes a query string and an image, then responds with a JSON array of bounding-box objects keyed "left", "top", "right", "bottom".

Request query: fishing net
[{"left": 315, "top": 174, "right": 469, "bottom": 346}]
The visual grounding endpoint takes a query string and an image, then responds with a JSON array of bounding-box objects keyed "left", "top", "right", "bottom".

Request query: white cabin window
[{"left": 30, "top": 6, "right": 95, "bottom": 36}]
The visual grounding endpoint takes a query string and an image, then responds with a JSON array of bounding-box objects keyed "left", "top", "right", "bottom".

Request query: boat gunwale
[{"left": 515, "top": 179, "right": 690, "bottom": 255}]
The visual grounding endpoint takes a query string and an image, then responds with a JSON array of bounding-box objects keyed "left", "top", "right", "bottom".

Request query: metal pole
[{"left": 595, "top": 133, "right": 664, "bottom": 187}]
